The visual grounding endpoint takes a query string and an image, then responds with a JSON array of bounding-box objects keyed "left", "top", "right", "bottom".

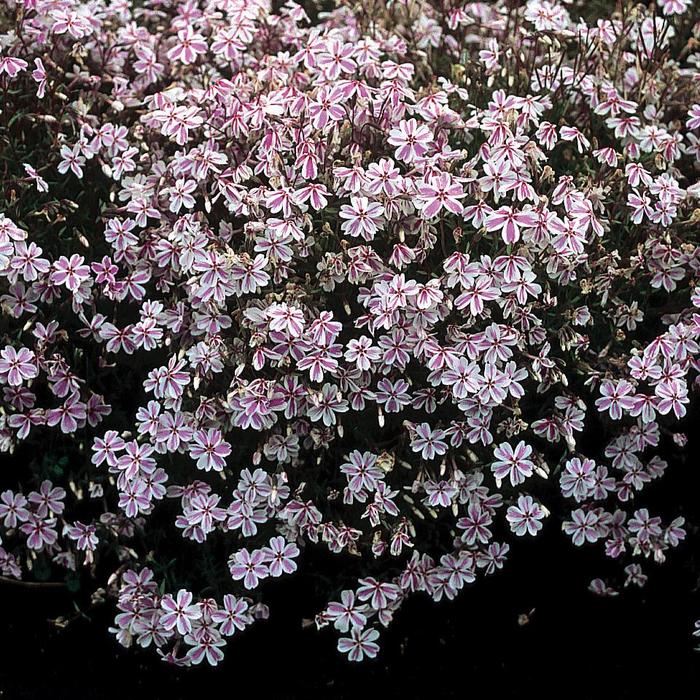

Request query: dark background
[
  {"left": 1, "top": 392, "right": 698, "bottom": 700},
  {"left": 1, "top": 408, "right": 698, "bottom": 699},
  {"left": 2, "top": 449, "right": 699, "bottom": 700},
  {"left": 1, "top": 533, "right": 699, "bottom": 699}
]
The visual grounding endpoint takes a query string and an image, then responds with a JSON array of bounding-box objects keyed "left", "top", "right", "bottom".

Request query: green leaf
[
  {"left": 66, "top": 573, "right": 81, "bottom": 593},
  {"left": 33, "top": 556, "right": 51, "bottom": 582}
]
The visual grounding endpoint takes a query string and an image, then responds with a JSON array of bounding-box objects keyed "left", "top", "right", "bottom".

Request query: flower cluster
[{"left": 0, "top": 0, "right": 698, "bottom": 666}]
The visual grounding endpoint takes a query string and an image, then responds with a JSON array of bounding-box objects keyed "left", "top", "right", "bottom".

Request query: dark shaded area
[
  {"left": 1, "top": 531, "right": 699, "bottom": 699},
  {"left": 1, "top": 357, "right": 697, "bottom": 699},
  {"left": 1, "top": 396, "right": 698, "bottom": 700},
  {"left": 2, "top": 423, "right": 700, "bottom": 699}
]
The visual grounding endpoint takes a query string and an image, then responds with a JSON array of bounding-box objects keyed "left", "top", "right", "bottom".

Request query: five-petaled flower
[
  {"left": 506, "top": 495, "right": 546, "bottom": 536},
  {"left": 160, "top": 589, "right": 203, "bottom": 635},
  {"left": 229, "top": 548, "right": 269, "bottom": 589},
  {"left": 337, "top": 627, "right": 381, "bottom": 662},
  {"left": 491, "top": 441, "right": 536, "bottom": 486}
]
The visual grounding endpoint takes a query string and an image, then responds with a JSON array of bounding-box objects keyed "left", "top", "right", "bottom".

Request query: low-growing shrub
[{"left": 0, "top": 0, "right": 699, "bottom": 667}]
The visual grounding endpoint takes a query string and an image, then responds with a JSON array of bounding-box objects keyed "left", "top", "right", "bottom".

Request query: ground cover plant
[{"left": 0, "top": 0, "right": 699, "bottom": 670}]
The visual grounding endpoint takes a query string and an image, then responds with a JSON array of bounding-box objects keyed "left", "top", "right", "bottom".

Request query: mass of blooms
[{"left": 0, "top": 0, "right": 699, "bottom": 667}]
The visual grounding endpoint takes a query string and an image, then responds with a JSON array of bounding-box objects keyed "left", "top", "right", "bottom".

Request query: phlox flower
[
  {"left": 167, "top": 27, "right": 208, "bottom": 65},
  {"left": 339, "top": 197, "right": 385, "bottom": 241},
  {"left": 0, "top": 490, "right": 30, "bottom": 528},
  {"left": 229, "top": 548, "right": 269, "bottom": 589},
  {"left": 307, "top": 383, "right": 348, "bottom": 425},
  {"left": 424, "top": 480, "right": 457, "bottom": 507},
  {"left": 506, "top": 495, "right": 546, "bottom": 536},
  {"left": 0, "top": 346, "right": 38, "bottom": 386},
  {"left": 491, "top": 441, "right": 536, "bottom": 486},
  {"left": 50, "top": 254, "right": 90, "bottom": 292},
  {"left": 20, "top": 515, "right": 58, "bottom": 550},
  {"left": 410, "top": 423, "right": 448, "bottom": 460},
  {"left": 261, "top": 536, "right": 299, "bottom": 577},
  {"left": 560, "top": 457, "right": 597, "bottom": 502},
  {"left": 356, "top": 577, "right": 400, "bottom": 610},
  {"left": 416, "top": 174, "right": 465, "bottom": 218},
  {"left": 337, "top": 627, "right": 380, "bottom": 662},
  {"left": 595, "top": 379, "right": 636, "bottom": 420},
  {"left": 57, "top": 145, "right": 85, "bottom": 178},
  {"left": 326, "top": 590, "right": 367, "bottom": 633},
  {"left": 563, "top": 509, "right": 602, "bottom": 546},
  {"left": 387, "top": 118, "right": 432, "bottom": 163},
  {"left": 341, "top": 451, "right": 383, "bottom": 493},
  {"left": 0, "top": 55, "right": 28, "bottom": 77},
  {"left": 160, "top": 589, "right": 202, "bottom": 635},
  {"left": 484, "top": 206, "right": 537, "bottom": 245},
  {"left": 22, "top": 164, "right": 48, "bottom": 192},
  {"left": 189, "top": 429, "right": 231, "bottom": 471},
  {"left": 211, "top": 595, "right": 251, "bottom": 636}
]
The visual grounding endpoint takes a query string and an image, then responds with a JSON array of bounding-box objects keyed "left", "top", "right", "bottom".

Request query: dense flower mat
[{"left": 0, "top": 0, "right": 699, "bottom": 666}]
